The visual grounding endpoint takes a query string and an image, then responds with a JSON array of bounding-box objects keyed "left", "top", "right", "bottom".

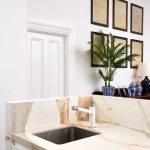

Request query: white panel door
[{"left": 28, "top": 32, "right": 65, "bottom": 98}]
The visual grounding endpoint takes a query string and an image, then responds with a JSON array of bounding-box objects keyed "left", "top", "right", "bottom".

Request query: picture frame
[
  {"left": 114, "top": 36, "right": 128, "bottom": 68},
  {"left": 130, "top": 39, "right": 143, "bottom": 68},
  {"left": 91, "top": 32, "right": 108, "bottom": 67},
  {"left": 131, "top": 3, "right": 144, "bottom": 35},
  {"left": 91, "top": 0, "right": 109, "bottom": 27},
  {"left": 113, "top": 0, "right": 128, "bottom": 31}
]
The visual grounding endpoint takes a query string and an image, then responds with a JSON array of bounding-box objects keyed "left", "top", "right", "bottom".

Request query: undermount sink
[{"left": 33, "top": 126, "right": 100, "bottom": 145}]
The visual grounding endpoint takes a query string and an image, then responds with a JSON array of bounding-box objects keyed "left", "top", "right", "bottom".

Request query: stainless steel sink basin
[{"left": 33, "top": 126, "right": 99, "bottom": 145}]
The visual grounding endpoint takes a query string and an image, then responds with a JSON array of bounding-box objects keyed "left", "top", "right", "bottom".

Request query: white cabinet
[{"left": 12, "top": 142, "right": 31, "bottom": 150}]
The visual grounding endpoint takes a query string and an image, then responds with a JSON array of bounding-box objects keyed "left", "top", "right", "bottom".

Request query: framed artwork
[
  {"left": 91, "top": 32, "right": 108, "bottom": 67},
  {"left": 130, "top": 39, "right": 143, "bottom": 68},
  {"left": 131, "top": 3, "right": 144, "bottom": 35},
  {"left": 114, "top": 36, "right": 128, "bottom": 68},
  {"left": 91, "top": 0, "right": 109, "bottom": 27},
  {"left": 113, "top": 0, "right": 128, "bottom": 31}
]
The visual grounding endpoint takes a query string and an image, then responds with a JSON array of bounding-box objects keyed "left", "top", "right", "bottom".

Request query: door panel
[
  {"left": 30, "top": 38, "right": 43, "bottom": 98},
  {"left": 28, "top": 32, "right": 65, "bottom": 98}
]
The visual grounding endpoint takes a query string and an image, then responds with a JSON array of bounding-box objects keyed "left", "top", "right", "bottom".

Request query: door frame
[{"left": 27, "top": 20, "right": 75, "bottom": 97}]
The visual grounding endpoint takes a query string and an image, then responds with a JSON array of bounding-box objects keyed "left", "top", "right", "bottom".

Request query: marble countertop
[{"left": 11, "top": 121, "right": 150, "bottom": 150}]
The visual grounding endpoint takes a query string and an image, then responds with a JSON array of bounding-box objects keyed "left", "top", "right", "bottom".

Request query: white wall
[
  {"left": 0, "top": 0, "right": 27, "bottom": 149},
  {"left": 0, "top": 0, "right": 149, "bottom": 149},
  {"left": 27, "top": 0, "right": 150, "bottom": 95}
]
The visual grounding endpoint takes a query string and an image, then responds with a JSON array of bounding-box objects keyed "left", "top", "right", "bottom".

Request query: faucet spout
[
  {"left": 72, "top": 106, "right": 92, "bottom": 114},
  {"left": 72, "top": 101, "right": 96, "bottom": 128}
]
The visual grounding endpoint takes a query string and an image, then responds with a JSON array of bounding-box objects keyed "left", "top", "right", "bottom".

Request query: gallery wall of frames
[{"left": 91, "top": 0, "right": 144, "bottom": 69}]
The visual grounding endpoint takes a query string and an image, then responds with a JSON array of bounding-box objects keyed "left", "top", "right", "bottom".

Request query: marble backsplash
[
  {"left": 94, "top": 96, "right": 150, "bottom": 134},
  {"left": 6, "top": 95, "right": 150, "bottom": 134}
]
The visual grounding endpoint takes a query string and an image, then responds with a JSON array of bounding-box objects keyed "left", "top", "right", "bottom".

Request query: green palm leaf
[{"left": 88, "top": 31, "right": 140, "bottom": 86}]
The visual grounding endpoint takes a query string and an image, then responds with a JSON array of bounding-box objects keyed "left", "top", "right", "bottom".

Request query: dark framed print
[
  {"left": 91, "top": 32, "right": 108, "bottom": 67},
  {"left": 131, "top": 4, "right": 144, "bottom": 35},
  {"left": 130, "top": 39, "right": 143, "bottom": 68},
  {"left": 113, "top": 0, "right": 128, "bottom": 31},
  {"left": 91, "top": 0, "right": 109, "bottom": 27},
  {"left": 114, "top": 36, "right": 128, "bottom": 68}
]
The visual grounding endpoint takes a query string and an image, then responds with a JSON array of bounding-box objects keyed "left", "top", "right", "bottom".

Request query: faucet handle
[{"left": 90, "top": 101, "right": 95, "bottom": 107}]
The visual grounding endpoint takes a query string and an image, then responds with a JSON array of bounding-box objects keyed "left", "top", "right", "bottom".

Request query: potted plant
[{"left": 89, "top": 32, "right": 139, "bottom": 96}]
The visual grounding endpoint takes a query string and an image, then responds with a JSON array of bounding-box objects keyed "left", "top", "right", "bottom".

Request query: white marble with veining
[
  {"left": 93, "top": 95, "right": 150, "bottom": 133},
  {"left": 6, "top": 95, "right": 150, "bottom": 150},
  {"left": 11, "top": 122, "right": 150, "bottom": 150}
]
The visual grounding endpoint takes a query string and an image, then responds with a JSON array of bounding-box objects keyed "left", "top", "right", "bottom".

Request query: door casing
[{"left": 27, "top": 20, "right": 75, "bottom": 98}]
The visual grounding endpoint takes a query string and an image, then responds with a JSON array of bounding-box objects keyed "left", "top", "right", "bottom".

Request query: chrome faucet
[{"left": 72, "top": 101, "right": 96, "bottom": 128}]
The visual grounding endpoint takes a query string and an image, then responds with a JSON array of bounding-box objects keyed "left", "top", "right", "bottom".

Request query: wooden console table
[
  {"left": 131, "top": 94, "right": 150, "bottom": 100},
  {"left": 92, "top": 91, "right": 150, "bottom": 100}
]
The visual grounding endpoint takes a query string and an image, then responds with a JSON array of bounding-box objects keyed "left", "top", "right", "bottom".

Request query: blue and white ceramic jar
[
  {"left": 128, "top": 82, "right": 136, "bottom": 97},
  {"left": 136, "top": 82, "right": 143, "bottom": 96},
  {"left": 102, "top": 86, "right": 115, "bottom": 96}
]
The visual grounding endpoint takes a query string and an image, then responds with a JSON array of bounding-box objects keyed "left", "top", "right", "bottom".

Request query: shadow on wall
[
  {"left": 75, "top": 48, "right": 101, "bottom": 92},
  {"left": 75, "top": 47, "right": 141, "bottom": 93}
]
